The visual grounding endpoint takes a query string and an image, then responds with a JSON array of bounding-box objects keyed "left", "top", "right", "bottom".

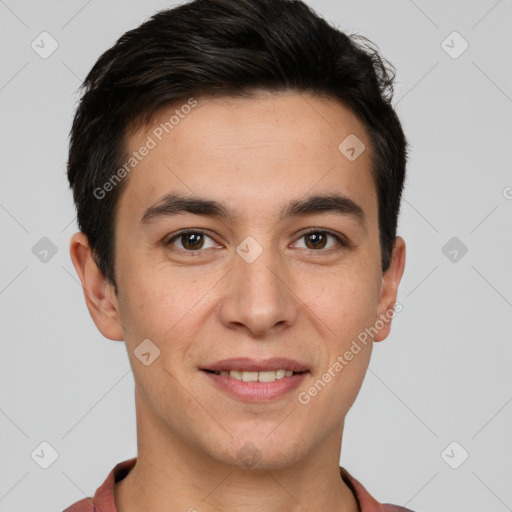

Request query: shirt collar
[{"left": 91, "top": 457, "right": 395, "bottom": 512}]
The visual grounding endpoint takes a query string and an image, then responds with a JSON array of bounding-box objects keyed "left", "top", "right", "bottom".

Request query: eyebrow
[{"left": 140, "top": 192, "right": 366, "bottom": 227}]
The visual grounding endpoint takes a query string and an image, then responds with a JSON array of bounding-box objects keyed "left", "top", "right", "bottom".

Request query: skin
[{"left": 70, "top": 91, "right": 406, "bottom": 512}]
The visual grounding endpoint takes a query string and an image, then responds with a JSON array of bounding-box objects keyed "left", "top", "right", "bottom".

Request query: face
[{"left": 72, "top": 91, "right": 405, "bottom": 469}]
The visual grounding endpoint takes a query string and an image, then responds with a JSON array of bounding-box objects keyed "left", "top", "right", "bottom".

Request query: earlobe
[
  {"left": 69, "top": 232, "right": 124, "bottom": 341},
  {"left": 373, "top": 236, "right": 406, "bottom": 342}
]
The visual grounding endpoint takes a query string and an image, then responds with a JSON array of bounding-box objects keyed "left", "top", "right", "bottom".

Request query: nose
[{"left": 217, "top": 242, "right": 299, "bottom": 338}]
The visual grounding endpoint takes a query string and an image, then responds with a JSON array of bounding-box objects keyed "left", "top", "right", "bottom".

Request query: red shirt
[{"left": 63, "top": 458, "right": 414, "bottom": 512}]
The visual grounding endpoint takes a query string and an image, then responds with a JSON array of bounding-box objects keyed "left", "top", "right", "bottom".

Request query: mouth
[
  {"left": 202, "top": 368, "right": 306, "bottom": 383},
  {"left": 200, "top": 358, "right": 309, "bottom": 401}
]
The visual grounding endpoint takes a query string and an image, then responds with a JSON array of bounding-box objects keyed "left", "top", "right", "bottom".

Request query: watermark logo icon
[
  {"left": 32, "top": 237, "right": 58, "bottom": 263},
  {"left": 441, "top": 441, "right": 469, "bottom": 469},
  {"left": 442, "top": 237, "right": 468, "bottom": 263},
  {"left": 31, "top": 32, "right": 59, "bottom": 59},
  {"left": 441, "top": 31, "right": 469, "bottom": 59},
  {"left": 236, "top": 236, "right": 263, "bottom": 264},
  {"left": 134, "top": 338, "right": 161, "bottom": 366},
  {"left": 31, "top": 441, "right": 59, "bottom": 469},
  {"left": 236, "top": 442, "right": 263, "bottom": 467},
  {"left": 338, "top": 134, "right": 366, "bottom": 161}
]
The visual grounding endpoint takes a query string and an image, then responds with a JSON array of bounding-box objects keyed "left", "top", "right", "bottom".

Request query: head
[{"left": 69, "top": 0, "right": 407, "bottom": 470}]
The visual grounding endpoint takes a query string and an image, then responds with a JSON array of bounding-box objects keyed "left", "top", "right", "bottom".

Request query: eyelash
[{"left": 164, "top": 228, "right": 349, "bottom": 254}]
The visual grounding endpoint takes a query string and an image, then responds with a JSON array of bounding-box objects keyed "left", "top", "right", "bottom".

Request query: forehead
[{"left": 117, "top": 91, "right": 377, "bottom": 227}]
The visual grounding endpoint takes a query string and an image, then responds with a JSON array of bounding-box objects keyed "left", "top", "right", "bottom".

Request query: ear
[
  {"left": 69, "top": 232, "right": 124, "bottom": 341},
  {"left": 374, "top": 236, "right": 406, "bottom": 342}
]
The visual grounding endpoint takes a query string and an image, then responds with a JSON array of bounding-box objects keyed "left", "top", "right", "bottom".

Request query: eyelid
[
  {"left": 292, "top": 227, "right": 350, "bottom": 252},
  {"left": 165, "top": 228, "right": 219, "bottom": 248},
  {"left": 165, "top": 227, "right": 350, "bottom": 253}
]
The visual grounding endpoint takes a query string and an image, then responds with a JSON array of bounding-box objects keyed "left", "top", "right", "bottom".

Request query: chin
[{"left": 212, "top": 432, "right": 308, "bottom": 470}]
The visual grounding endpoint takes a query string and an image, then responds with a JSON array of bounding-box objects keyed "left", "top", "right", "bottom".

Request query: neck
[{"left": 114, "top": 388, "right": 359, "bottom": 512}]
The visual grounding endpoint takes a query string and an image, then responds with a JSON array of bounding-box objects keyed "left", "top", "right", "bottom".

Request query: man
[{"left": 64, "top": 0, "right": 411, "bottom": 510}]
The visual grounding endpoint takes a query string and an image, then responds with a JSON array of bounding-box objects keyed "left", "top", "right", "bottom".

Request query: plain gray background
[{"left": 0, "top": 0, "right": 511, "bottom": 511}]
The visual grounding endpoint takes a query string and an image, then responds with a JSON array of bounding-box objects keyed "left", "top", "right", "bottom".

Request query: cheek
[
  {"left": 299, "top": 265, "right": 381, "bottom": 339},
  {"left": 118, "top": 253, "right": 175, "bottom": 319},
  {"left": 305, "top": 277, "right": 376, "bottom": 410},
  {"left": 116, "top": 262, "right": 219, "bottom": 361}
]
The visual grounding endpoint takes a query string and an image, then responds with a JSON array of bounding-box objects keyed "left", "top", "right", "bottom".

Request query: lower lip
[{"left": 201, "top": 371, "right": 308, "bottom": 402}]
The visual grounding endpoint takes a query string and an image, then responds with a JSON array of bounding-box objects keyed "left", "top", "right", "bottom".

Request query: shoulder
[
  {"left": 62, "top": 458, "right": 136, "bottom": 512},
  {"left": 340, "top": 466, "right": 416, "bottom": 512}
]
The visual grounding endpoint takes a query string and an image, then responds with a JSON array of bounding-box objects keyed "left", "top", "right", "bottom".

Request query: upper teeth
[{"left": 216, "top": 369, "right": 294, "bottom": 382}]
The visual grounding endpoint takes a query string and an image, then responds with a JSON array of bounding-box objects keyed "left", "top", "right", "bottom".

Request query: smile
[{"left": 205, "top": 369, "right": 301, "bottom": 382}]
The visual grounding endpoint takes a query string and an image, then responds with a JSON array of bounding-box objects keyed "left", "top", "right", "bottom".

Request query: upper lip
[{"left": 202, "top": 357, "right": 309, "bottom": 373}]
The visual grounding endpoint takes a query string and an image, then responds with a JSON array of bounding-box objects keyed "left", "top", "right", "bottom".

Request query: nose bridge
[
  {"left": 239, "top": 243, "right": 283, "bottom": 299},
  {"left": 218, "top": 235, "right": 298, "bottom": 336}
]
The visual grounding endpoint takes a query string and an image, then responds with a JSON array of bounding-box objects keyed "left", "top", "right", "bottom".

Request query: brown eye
[
  {"left": 180, "top": 232, "right": 204, "bottom": 250},
  {"left": 293, "top": 229, "right": 346, "bottom": 252},
  {"left": 304, "top": 232, "right": 328, "bottom": 250},
  {"left": 166, "top": 230, "right": 217, "bottom": 251}
]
